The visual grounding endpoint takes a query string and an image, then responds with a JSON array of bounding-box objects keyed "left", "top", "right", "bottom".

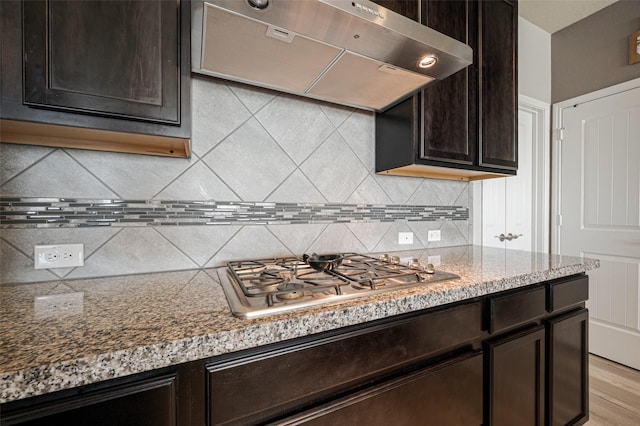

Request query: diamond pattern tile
[
  {"left": 373, "top": 222, "right": 425, "bottom": 253},
  {"left": 267, "top": 224, "right": 326, "bottom": 255},
  {"left": 68, "top": 149, "right": 192, "bottom": 200},
  {"left": 0, "top": 150, "right": 117, "bottom": 198},
  {"left": 407, "top": 180, "right": 437, "bottom": 205},
  {"left": 0, "top": 144, "right": 53, "bottom": 185},
  {"left": 0, "top": 239, "right": 58, "bottom": 284},
  {"left": 454, "top": 184, "right": 470, "bottom": 206},
  {"left": 228, "top": 82, "right": 277, "bottom": 114},
  {"left": 256, "top": 95, "right": 335, "bottom": 164},
  {"left": 346, "top": 222, "right": 392, "bottom": 251},
  {"left": 307, "top": 223, "right": 367, "bottom": 254},
  {"left": 157, "top": 225, "right": 241, "bottom": 266},
  {"left": 1, "top": 227, "right": 119, "bottom": 279},
  {"left": 374, "top": 174, "right": 422, "bottom": 205},
  {"left": 409, "top": 221, "right": 468, "bottom": 248},
  {"left": 190, "top": 77, "right": 251, "bottom": 157},
  {"left": 429, "top": 180, "right": 468, "bottom": 205},
  {"left": 300, "top": 132, "right": 369, "bottom": 203},
  {"left": 204, "top": 118, "right": 296, "bottom": 201},
  {"left": 338, "top": 110, "right": 375, "bottom": 171},
  {"left": 267, "top": 169, "right": 326, "bottom": 203},
  {"left": 319, "top": 103, "right": 353, "bottom": 128},
  {"left": 204, "top": 226, "right": 291, "bottom": 267},
  {"left": 67, "top": 228, "right": 198, "bottom": 278},
  {"left": 155, "top": 161, "right": 239, "bottom": 201},
  {"left": 454, "top": 220, "right": 471, "bottom": 243},
  {"left": 346, "top": 175, "right": 392, "bottom": 205},
  {"left": 2, "top": 76, "right": 478, "bottom": 284}
]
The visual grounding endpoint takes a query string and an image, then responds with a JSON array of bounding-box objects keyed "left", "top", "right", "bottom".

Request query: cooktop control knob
[
  {"left": 424, "top": 263, "right": 435, "bottom": 274},
  {"left": 390, "top": 256, "right": 400, "bottom": 265},
  {"left": 379, "top": 254, "right": 390, "bottom": 263},
  {"left": 408, "top": 258, "right": 421, "bottom": 268}
]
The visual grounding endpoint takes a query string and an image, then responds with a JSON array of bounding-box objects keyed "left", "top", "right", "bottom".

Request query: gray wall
[
  {"left": 518, "top": 17, "right": 551, "bottom": 104},
  {"left": 552, "top": 0, "right": 640, "bottom": 103},
  {"left": 1, "top": 76, "right": 472, "bottom": 284}
]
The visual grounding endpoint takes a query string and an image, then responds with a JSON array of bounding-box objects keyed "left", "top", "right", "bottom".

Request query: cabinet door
[
  {"left": 546, "top": 309, "right": 589, "bottom": 426},
  {"left": 485, "top": 325, "right": 545, "bottom": 426},
  {"left": 275, "top": 351, "right": 483, "bottom": 426},
  {"left": 420, "top": 0, "right": 477, "bottom": 165},
  {"left": 23, "top": 0, "right": 180, "bottom": 125},
  {"left": 479, "top": 0, "right": 518, "bottom": 170},
  {"left": 2, "top": 375, "right": 178, "bottom": 426}
]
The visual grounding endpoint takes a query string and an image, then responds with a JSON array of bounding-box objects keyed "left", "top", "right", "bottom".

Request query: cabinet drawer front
[
  {"left": 274, "top": 351, "right": 483, "bottom": 426},
  {"left": 547, "top": 275, "right": 588, "bottom": 313},
  {"left": 207, "top": 302, "right": 482, "bottom": 425},
  {"left": 1, "top": 375, "right": 177, "bottom": 426},
  {"left": 488, "top": 286, "right": 546, "bottom": 333}
]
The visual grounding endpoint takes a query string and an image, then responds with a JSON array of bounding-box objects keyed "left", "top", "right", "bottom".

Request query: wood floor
[{"left": 585, "top": 354, "right": 640, "bottom": 425}]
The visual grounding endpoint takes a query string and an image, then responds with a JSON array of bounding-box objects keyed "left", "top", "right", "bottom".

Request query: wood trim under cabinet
[{"left": 0, "top": 119, "right": 191, "bottom": 158}]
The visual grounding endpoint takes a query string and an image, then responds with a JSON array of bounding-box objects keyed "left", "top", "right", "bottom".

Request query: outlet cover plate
[
  {"left": 34, "top": 244, "right": 84, "bottom": 269},
  {"left": 398, "top": 232, "right": 414, "bottom": 245},
  {"left": 427, "top": 230, "right": 441, "bottom": 242}
]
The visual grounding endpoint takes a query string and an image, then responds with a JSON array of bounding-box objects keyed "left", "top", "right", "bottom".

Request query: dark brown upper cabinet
[
  {"left": 375, "top": 0, "right": 518, "bottom": 181},
  {"left": 479, "top": 0, "right": 518, "bottom": 170},
  {"left": 0, "top": 0, "right": 191, "bottom": 158},
  {"left": 421, "top": 0, "right": 477, "bottom": 166}
]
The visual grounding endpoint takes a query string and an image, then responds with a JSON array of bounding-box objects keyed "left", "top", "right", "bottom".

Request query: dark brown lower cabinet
[
  {"left": 546, "top": 309, "right": 589, "bottom": 426},
  {"left": 274, "top": 351, "right": 483, "bottom": 426},
  {"left": 206, "top": 302, "right": 483, "bottom": 425},
  {"left": 2, "top": 374, "right": 178, "bottom": 426},
  {"left": 485, "top": 325, "right": 546, "bottom": 426},
  {"left": 0, "top": 274, "right": 590, "bottom": 426}
]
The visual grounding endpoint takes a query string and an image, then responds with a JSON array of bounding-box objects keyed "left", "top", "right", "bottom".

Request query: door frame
[
  {"left": 551, "top": 77, "right": 640, "bottom": 254},
  {"left": 473, "top": 95, "right": 550, "bottom": 253}
]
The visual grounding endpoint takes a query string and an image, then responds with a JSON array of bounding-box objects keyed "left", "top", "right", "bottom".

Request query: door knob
[
  {"left": 505, "top": 233, "right": 523, "bottom": 241},
  {"left": 495, "top": 234, "right": 506, "bottom": 242}
]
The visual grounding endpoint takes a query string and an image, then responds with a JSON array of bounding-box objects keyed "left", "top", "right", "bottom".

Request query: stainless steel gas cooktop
[{"left": 217, "top": 253, "right": 459, "bottom": 318}]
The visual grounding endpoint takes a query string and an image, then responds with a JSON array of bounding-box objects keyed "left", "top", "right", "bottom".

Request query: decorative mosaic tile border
[{"left": 0, "top": 198, "right": 469, "bottom": 228}]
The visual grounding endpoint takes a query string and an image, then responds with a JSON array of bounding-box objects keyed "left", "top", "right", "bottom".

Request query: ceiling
[{"left": 518, "top": 0, "right": 618, "bottom": 34}]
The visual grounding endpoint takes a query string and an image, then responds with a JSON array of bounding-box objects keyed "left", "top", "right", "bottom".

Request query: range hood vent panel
[
  {"left": 201, "top": 5, "right": 343, "bottom": 93},
  {"left": 308, "top": 52, "right": 434, "bottom": 111},
  {"left": 193, "top": 0, "right": 473, "bottom": 111}
]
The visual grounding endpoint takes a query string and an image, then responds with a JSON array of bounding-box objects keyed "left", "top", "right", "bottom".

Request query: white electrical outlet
[
  {"left": 427, "top": 230, "right": 441, "bottom": 242},
  {"left": 34, "top": 244, "right": 84, "bottom": 269},
  {"left": 398, "top": 232, "right": 413, "bottom": 245}
]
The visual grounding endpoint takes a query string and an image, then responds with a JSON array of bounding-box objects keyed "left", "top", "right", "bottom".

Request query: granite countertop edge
[{"left": 0, "top": 249, "right": 600, "bottom": 404}]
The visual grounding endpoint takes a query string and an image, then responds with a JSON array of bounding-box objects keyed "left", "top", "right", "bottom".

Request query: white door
[
  {"left": 482, "top": 97, "right": 549, "bottom": 253},
  {"left": 555, "top": 81, "right": 640, "bottom": 369}
]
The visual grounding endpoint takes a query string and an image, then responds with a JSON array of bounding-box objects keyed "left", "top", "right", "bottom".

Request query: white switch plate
[
  {"left": 34, "top": 244, "right": 84, "bottom": 269},
  {"left": 427, "top": 230, "right": 441, "bottom": 242},
  {"left": 398, "top": 232, "right": 414, "bottom": 245}
]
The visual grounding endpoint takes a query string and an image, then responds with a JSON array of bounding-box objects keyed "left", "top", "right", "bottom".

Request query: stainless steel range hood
[{"left": 191, "top": 0, "right": 473, "bottom": 112}]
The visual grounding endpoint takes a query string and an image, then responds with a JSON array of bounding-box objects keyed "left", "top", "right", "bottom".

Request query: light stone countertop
[{"left": 0, "top": 245, "right": 599, "bottom": 404}]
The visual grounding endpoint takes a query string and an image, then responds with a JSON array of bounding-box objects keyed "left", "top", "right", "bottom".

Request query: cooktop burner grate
[{"left": 221, "top": 252, "right": 460, "bottom": 318}]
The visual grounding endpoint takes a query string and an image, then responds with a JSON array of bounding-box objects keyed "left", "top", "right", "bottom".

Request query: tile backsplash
[{"left": 0, "top": 76, "right": 472, "bottom": 284}]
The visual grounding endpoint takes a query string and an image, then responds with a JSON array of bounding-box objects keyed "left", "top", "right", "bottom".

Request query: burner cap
[{"left": 276, "top": 282, "right": 306, "bottom": 300}]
